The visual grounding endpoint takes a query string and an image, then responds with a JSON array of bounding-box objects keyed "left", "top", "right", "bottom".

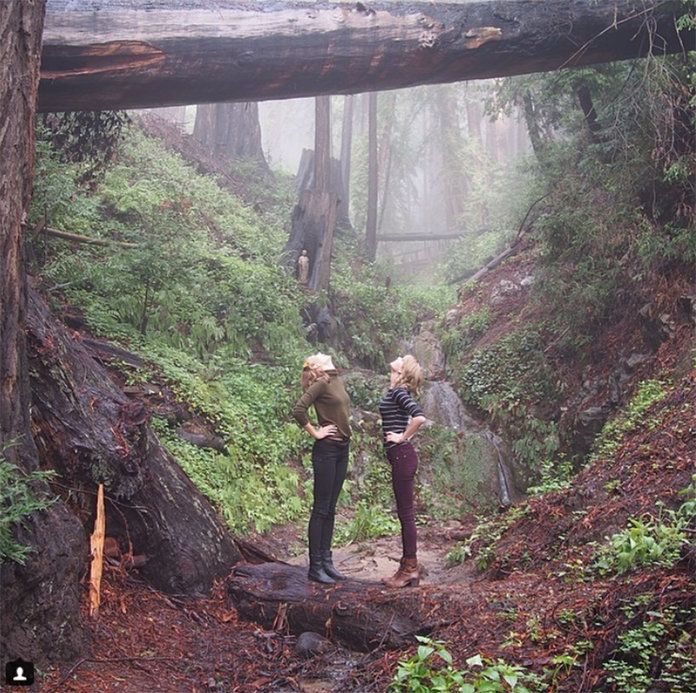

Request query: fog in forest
[{"left": 146, "top": 80, "right": 532, "bottom": 283}]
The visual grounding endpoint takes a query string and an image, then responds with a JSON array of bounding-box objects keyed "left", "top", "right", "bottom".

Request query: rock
[
  {"left": 316, "top": 307, "right": 338, "bottom": 342},
  {"left": 421, "top": 381, "right": 477, "bottom": 431},
  {"left": 295, "top": 631, "right": 333, "bottom": 658},
  {"left": 305, "top": 322, "right": 319, "bottom": 343},
  {"left": 625, "top": 352, "right": 650, "bottom": 370},
  {"left": 520, "top": 274, "right": 535, "bottom": 287},
  {"left": 444, "top": 308, "right": 460, "bottom": 327},
  {"left": 577, "top": 406, "right": 606, "bottom": 426},
  {"left": 409, "top": 328, "right": 446, "bottom": 381},
  {"left": 638, "top": 302, "right": 674, "bottom": 349},
  {"left": 490, "top": 279, "right": 520, "bottom": 305}
]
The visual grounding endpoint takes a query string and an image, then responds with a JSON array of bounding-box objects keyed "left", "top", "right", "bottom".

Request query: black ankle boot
[
  {"left": 321, "top": 549, "right": 347, "bottom": 580},
  {"left": 308, "top": 555, "right": 335, "bottom": 584}
]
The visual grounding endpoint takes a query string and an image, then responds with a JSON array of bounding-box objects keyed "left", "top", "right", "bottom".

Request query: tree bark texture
[
  {"left": 314, "top": 96, "right": 332, "bottom": 193},
  {"left": 26, "top": 289, "right": 242, "bottom": 595},
  {"left": 339, "top": 94, "right": 354, "bottom": 214},
  {"left": 39, "top": 1, "right": 690, "bottom": 112},
  {"left": 296, "top": 149, "right": 352, "bottom": 232},
  {"left": 228, "top": 562, "right": 429, "bottom": 652},
  {"left": 0, "top": 0, "right": 89, "bottom": 669},
  {"left": 435, "top": 86, "right": 467, "bottom": 231},
  {"left": 193, "top": 102, "right": 271, "bottom": 175}
]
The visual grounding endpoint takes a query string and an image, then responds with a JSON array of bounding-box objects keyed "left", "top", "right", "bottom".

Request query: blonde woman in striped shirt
[{"left": 378, "top": 355, "right": 426, "bottom": 587}]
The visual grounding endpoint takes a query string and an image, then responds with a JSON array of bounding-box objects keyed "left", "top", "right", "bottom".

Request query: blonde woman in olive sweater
[{"left": 292, "top": 353, "right": 351, "bottom": 584}]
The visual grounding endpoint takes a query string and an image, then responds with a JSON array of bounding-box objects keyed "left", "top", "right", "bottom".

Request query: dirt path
[{"left": 284, "top": 520, "right": 471, "bottom": 587}]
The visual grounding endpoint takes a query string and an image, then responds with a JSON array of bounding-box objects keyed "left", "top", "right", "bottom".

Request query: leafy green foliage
[
  {"left": 593, "top": 477, "right": 694, "bottom": 576},
  {"left": 0, "top": 447, "right": 56, "bottom": 564},
  {"left": 34, "top": 127, "right": 307, "bottom": 362},
  {"left": 446, "top": 504, "right": 530, "bottom": 571},
  {"left": 526, "top": 454, "right": 574, "bottom": 496},
  {"left": 144, "top": 349, "right": 308, "bottom": 533},
  {"left": 441, "top": 308, "right": 492, "bottom": 358},
  {"left": 602, "top": 604, "right": 696, "bottom": 693},
  {"left": 594, "top": 516, "right": 686, "bottom": 575},
  {"left": 451, "top": 328, "right": 559, "bottom": 474},
  {"left": 390, "top": 639, "right": 542, "bottom": 693},
  {"left": 592, "top": 380, "right": 669, "bottom": 460},
  {"left": 39, "top": 110, "right": 131, "bottom": 181},
  {"left": 334, "top": 499, "right": 400, "bottom": 545},
  {"left": 29, "top": 124, "right": 318, "bottom": 533},
  {"left": 491, "top": 57, "right": 696, "bottom": 354},
  {"left": 329, "top": 248, "right": 418, "bottom": 369}
]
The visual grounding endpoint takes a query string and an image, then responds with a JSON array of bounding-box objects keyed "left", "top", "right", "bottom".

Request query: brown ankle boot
[{"left": 382, "top": 557, "right": 420, "bottom": 588}]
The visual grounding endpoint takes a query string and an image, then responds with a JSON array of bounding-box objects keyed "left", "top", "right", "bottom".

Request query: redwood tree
[
  {"left": 0, "top": 0, "right": 87, "bottom": 667},
  {"left": 193, "top": 101, "right": 271, "bottom": 175},
  {"left": 365, "top": 91, "right": 378, "bottom": 261}
]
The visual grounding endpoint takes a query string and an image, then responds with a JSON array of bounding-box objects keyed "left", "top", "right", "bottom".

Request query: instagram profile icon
[{"left": 5, "top": 659, "right": 34, "bottom": 686}]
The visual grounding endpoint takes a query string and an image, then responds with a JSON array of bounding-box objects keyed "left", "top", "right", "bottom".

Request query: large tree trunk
[
  {"left": 193, "top": 102, "right": 271, "bottom": 175},
  {"left": 26, "top": 289, "right": 243, "bottom": 595},
  {"left": 436, "top": 86, "right": 467, "bottom": 231},
  {"left": 314, "top": 96, "right": 332, "bottom": 193},
  {"left": 339, "top": 95, "right": 354, "bottom": 219},
  {"left": 0, "top": 0, "right": 89, "bottom": 669},
  {"left": 365, "top": 91, "right": 379, "bottom": 262},
  {"left": 39, "top": 1, "right": 689, "bottom": 112},
  {"left": 228, "top": 562, "right": 429, "bottom": 652},
  {"left": 285, "top": 97, "right": 339, "bottom": 290}
]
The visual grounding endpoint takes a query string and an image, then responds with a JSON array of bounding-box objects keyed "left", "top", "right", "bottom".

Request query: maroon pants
[{"left": 386, "top": 442, "right": 419, "bottom": 559}]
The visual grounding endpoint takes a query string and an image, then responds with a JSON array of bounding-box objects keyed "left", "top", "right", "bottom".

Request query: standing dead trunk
[
  {"left": 285, "top": 96, "right": 339, "bottom": 289},
  {"left": 0, "top": 0, "right": 88, "bottom": 669},
  {"left": 365, "top": 91, "right": 379, "bottom": 261},
  {"left": 314, "top": 96, "right": 332, "bottom": 192}
]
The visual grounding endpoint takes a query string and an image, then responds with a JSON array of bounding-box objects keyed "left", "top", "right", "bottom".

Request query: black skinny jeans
[{"left": 308, "top": 438, "right": 349, "bottom": 555}]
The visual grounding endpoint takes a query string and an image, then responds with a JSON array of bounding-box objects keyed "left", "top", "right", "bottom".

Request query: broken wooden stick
[{"left": 89, "top": 484, "right": 106, "bottom": 618}]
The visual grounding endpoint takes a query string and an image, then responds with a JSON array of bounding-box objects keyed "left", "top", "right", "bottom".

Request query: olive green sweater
[{"left": 292, "top": 372, "right": 351, "bottom": 440}]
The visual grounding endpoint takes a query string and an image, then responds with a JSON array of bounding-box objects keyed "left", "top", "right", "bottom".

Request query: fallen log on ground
[
  {"left": 228, "top": 562, "right": 430, "bottom": 651},
  {"left": 26, "top": 288, "right": 241, "bottom": 595},
  {"left": 39, "top": 0, "right": 689, "bottom": 111}
]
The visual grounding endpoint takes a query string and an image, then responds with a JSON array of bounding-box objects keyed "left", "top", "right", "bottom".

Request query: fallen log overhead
[{"left": 39, "top": 1, "right": 689, "bottom": 112}]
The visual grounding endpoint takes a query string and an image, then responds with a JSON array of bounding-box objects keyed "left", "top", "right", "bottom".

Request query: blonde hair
[
  {"left": 301, "top": 355, "right": 331, "bottom": 390},
  {"left": 394, "top": 354, "right": 423, "bottom": 395}
]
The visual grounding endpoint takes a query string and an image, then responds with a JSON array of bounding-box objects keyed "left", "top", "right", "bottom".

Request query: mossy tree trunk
[{"left": 0, "top": 0, "right": 88, "bottom": 668}]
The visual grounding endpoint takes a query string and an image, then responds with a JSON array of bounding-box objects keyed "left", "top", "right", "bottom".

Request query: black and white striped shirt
[{"left": 379, "top": 387, "right": 425, "bottom": 447}]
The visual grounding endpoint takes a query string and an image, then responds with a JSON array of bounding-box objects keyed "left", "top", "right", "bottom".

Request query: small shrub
[
  {"left": 446, "top": 505, "right": 530, "bottom": 570},
  {"left": 390, "top": 640, "right": 543, "bottom": 692},
  {"left": 593, "top": 507, "right": 689, "bottom": 577},
  {"left": 602, "top": 605, "right": 696, "bottom": 693},
  {"left": 592, "top": 380, "right": 669, "bottom": 460},
  {"left": 0, "top": 448, "right": 57, "bottom": 564}
]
